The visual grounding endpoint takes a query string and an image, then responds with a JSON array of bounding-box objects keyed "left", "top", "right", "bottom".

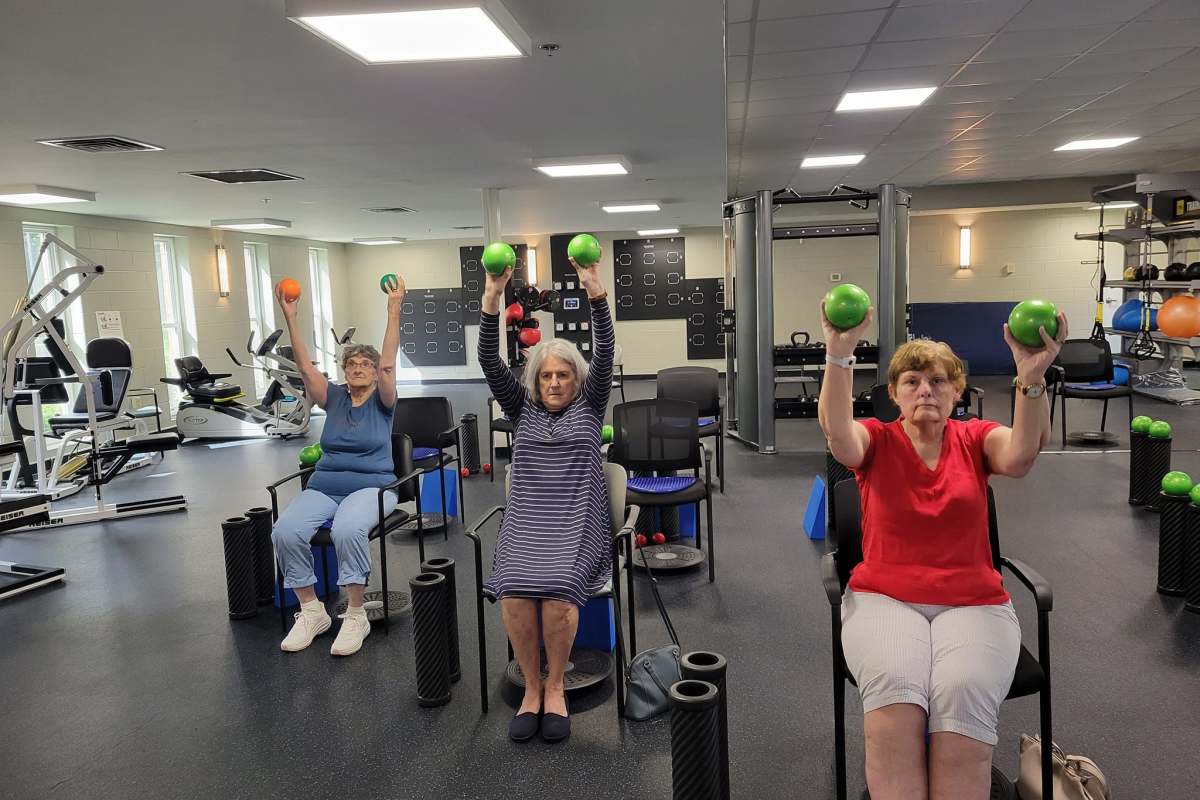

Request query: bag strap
[{"left": 643, "top": 547, "right": 680, "bottom": 648}]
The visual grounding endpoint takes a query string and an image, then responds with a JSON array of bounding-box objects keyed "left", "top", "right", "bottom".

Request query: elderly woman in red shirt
[{"left": 818, "top": 304, "right": 1065, "bottom": 800}]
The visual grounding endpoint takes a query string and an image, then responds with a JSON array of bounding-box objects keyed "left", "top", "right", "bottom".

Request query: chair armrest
[
  {"left": 159, "top": 377, "right": 184, "bottom": 387},
  {"left": 968, "top": 386, "right": 985, "bottom": 397},
  {"left": 1047, "top": 365, "right": 1065, "bottom": 385},
  {"left": 439, "top": 422, "right": 464, "bottom": 447},
  {"left": 621, "top": 504, "right": 640, "bottom": 535},
  {"left": 821, "top": 552, "right": 843, "bottom": 607},
  {"left": 464, "top": 504, "right": 506, "bottom": 544},
  {"left": 266, "top": 466, "right": 315, "bottom": 493},
  {"left": 209, "top": 372, "right": 233, "bottom": 381},
  {"left": 379, "top": 468, "right": 423, "bottom": 495},
  {"left": 1002, "top": 556, "right": 1053, "bottom": 613}
]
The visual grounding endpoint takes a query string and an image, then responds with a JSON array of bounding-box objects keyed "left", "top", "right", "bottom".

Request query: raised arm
[
  {"left": 573, "top": 253, "right": 613, "bottom": 412},
  {"left": 276, "top": 284, "right": 328, "bottom": 409},
  {"left": 816, "top": 302, "right": 874, "bottom": 469},
  {"left": 377, "top": 275, "right": 405, "bottom": 409},
  {"left": 479, "top": 266, "right": 526, "bottom": 419}
]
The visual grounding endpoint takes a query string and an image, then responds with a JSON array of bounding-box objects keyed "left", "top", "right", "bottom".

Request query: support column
[
  {"left": 731, "top": 198, "right": 758, "bottom": 448},
  {"left": 722, "top": 213, "right": 737, "bottom": 429},
  {"left": 754, "top": 190, "right": 775, "bottom": 454},
  {"left": 482, "top": 188, "right": 502, "bottom": 245},
  {"left": 876, "top": 184, "right": 910, "bottom": 384}
]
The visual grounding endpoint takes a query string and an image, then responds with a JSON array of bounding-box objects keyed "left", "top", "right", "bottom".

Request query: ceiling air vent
[
  {"left": 37, "top": 135, "right": 162, "bottom": 153},
  {"left": 364, "top": 206, "right": 417, "bottom": 214},
  {"left": 185, "top": 169, "right": 303, "bottom": 184}
]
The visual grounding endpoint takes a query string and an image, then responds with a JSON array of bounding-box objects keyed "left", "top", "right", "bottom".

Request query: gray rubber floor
[{"left": 1, "top": 375, "right": 1198, "bottom": 799}]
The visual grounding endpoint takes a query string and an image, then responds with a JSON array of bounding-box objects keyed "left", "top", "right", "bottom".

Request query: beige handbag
[{"left": 1019, "top": 734, "right": 1112, "bottom": 800}]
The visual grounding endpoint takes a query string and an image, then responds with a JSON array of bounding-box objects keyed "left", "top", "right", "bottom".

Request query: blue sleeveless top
[{"left": 307, "top": 383, "right": 395, "bottom": 501}]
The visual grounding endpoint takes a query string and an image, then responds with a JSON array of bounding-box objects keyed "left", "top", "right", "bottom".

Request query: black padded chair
[
  {"left": 267, "top": 432, "right": 423, "bottom": 633},
  {"left": 1052, "top": 338, "right": 1132, "bottom": 448},
  {"left": 394, "top": 396, "right": 465, "bottom": 533},
  {"left": 656, "top": 366, "right": 724, "bottom": 493},
  {"left": 822, "top": 479, "right": 1053, "bottom": 800},
  {"left": 164, "top": 355, "right": 242, "bottom": 402},
  {"left": 610, "top": 398, "right": 716, "bottom": 583},
  {"left": 464, "top": 461, "right": 639, "bottom": 716},
  {"left": 485, "top": 396, "right": 513, "bottom": 483}
]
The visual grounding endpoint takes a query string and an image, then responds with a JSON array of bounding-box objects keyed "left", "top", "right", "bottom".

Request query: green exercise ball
[
  {"left": 823, "top": 284, "right": 871, "bottom": 330},
  {"left": 1162, "top": 470, "right": 1193, "bottom": 496},
  {"left": 1189, "top": 483, "right": 1200, "bottom": 506},
  {"left": 1007, "top": 299, "right": 1059, "bottom": 348},
  {"left": 1148, "top": 420, "right": 1172, "bottom": 439},
  {"left": 298, "top": 444, "right": 321, "bottom": 466},
  {"left": 1130, "top": 415, "right": 1153, "bottom": 434},
  {"left": 482, "top": 242, "right": 517, "bottom": 276},
  {"left": 379, "top": 273, "right": 399, "bottom": 293},
  {"left": 567, "top": 233, "right": 602, "bottom": 267},
  {"left": 601, "top": 424, "right": 613, "bottom": 444}
]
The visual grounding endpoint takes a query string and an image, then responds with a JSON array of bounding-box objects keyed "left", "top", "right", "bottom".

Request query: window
[
  {"left": 243, "top": 243, "right": 275, "bottom": 396},
  {"left": 21, "top": 224, "right": 86, "bottom": 356},
  {"left": 308, "top": 247, "right": 336, "bottom": 373},
  {"left": 153, "top": 236, "right": 198, "bottom": 405}
]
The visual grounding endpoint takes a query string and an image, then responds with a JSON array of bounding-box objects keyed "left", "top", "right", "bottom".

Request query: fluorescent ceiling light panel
[
  {"left": 1055, "top": 137, "right": 1138, "bottom": 151},
  {"left": 836, "top": 86, "right": 936, "bottom": 112},
  {"left": 286, "top": 0, "right": 530, "bottom": 63},
  {"left": 637, "top": 228, "right": 679, "bottom": 236},
  {"left": 1087, "top": 202, "right": 1139, "bottom": 210},
  {"left": 801, "top": 154, "right": 865, "bottom": 168},
  {"left": 533, "top": 156, "right": 631, "bottom": 177},
  {"left": 0, "top": 184, "right": 95, "bottom": 205},
  {"left": 601, "top": 202, "right": 661, "bottom": 214},
  {"left": 212, "top": 218, "right": 292, "bottom": 230},
  {"left": 353, "top": 236, "right": 407, "bottom": 245}
]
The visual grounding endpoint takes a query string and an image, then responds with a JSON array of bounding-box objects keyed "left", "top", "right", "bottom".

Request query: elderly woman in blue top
[
  {"left": 479, "top": 253, "right": 613, "bottom": 744},
  {"left": 270, "top": 275, "right": 405, "bottom": 657}
]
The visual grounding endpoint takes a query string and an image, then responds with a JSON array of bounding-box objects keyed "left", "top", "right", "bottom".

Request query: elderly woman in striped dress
[{"left": 478, "top": 252, "right": 613, "bottom": 745}]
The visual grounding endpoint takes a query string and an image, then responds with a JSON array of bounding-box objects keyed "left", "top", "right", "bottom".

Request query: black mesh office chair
[
  {"left": 485, "top": 396, "right": 513, "bottom": 483},
  {"left": 394, "top": 397, "right": 465, "bottom": 533},
  {"left": 656, "top": 366, "right": 724, "bottom": 493},
  {"left": 1052, "top": 338, "right": 1132, "bottom": 448},
  {"left": 822, "top": 479, "right": 1054, "bottom": 800}
]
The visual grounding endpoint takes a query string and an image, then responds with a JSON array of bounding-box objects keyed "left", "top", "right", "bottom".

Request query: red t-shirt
[{"left": 848, "top": 416, "right": 1009, "bottom": 606}]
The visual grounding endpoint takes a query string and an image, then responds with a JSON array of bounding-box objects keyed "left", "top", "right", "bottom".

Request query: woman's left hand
[
  {"left": 570, "top": 250, "right": 605, "bottom": 298},
  {"left": 1004, "top": 311, "right": 1068, "bottom": 384},
  {"left": 385, "top": 274, "right": 406, "bottom": 314}
]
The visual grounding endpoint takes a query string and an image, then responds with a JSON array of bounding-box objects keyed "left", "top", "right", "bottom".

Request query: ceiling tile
[
  {"left": 749, "top": 74, "right": 850, "bottom": 101},
  {"left": 859, "top": 36, "right": 989, "bottom": 70},
  {"left": 844, "top": 65, "right": 959, "bottom": 92},
  {"left": 980, "top": 25, "right": 1120, "bottom": 59},
  {"left": 1137, "top": 0, "right": 1200, "bottom": 20},
  {"left": 726, "top": 55, "right": 750, "bottom": 81},
  {"left": 1018, "top": 75, "right": 1129, "bottom": 98},
  {"left": 726, "top": 0, "right": 754, "bottom": 23},
  {"left": 727, "top": 82, "right": 747, "bottom": 102},
  {"left": 748, "top": 95, "right": 842, "bottom": 117},
  {"left": 745, "top": 112, "right": 831, "bottom": 132},
  {"left": 1141, "top": 52, "right": 1200, "bottom": 87},
  {"left": 758, "top": 0, "right": 892, "bottom": 18},
  {"left": 1053, "top": 47, "right": 1193, "bottom": 77},
  {"left": 927, "top": 81, "right": 1033, "bottom": 104},
  {"left": 1005, "top": 0, "right": 1159, "bottom": 31},
  {"left": 1082, "top": 82, "right": 1196, "bottom": 110},
  {"left": 1093, "top": 19, "right": 1200, "bottom": 52},
  {"left": 877, "top": 0, "right": 1025, "bottom": 42},
  {"left": 950, "top": 57, "right": 1074, "bottom": 84},
  {"left": 728, "top": 102, "right": 746, "bottom": 119},
  {"left": 726, "top": 22, "right": 751, "bottom": 56},
  {"left": 753, "top": 10, "right": 887, "bottom": 54},
  {"left": 749, "top": 46, "right": 868, "bottom": 79}
]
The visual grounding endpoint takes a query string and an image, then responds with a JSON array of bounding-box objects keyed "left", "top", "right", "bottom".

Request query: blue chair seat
[
  {"left": 412, "top": 446, "right": 440, "bottom": 461},
  {"left": 628, "top": 475, "right": 696, "bottom": 494}
]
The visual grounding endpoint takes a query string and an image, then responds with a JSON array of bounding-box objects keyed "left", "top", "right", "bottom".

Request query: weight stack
[
  {"left": 1129, "top": 431, "right": 1149, "bottom": 505},
  {"left": 1158, "top": 493, "right": 1189, "bottom": 596},
  {"left": 246, "top": 506, "right": 276, "bottom": 606},
  {"left": 410, "top": 572, "right": 451, "bottom": 707},
  {"left": 1145, "top": 437, "right": 1172, "bottom": 511},
  {"left": 1186, "top": 504, "right": 1200, "bottom": 614},
  {"left": 670, "top": 680, "right": 722, "bottom": 800},
  {"left": 420, "top": 557, "right": 461, "bottom": 683},
  {"left": 459, "top": 413, "right": 481, "bottom": 474},
  {"left": 221, "top": 516, "right": 257, "bottom": 620},
  {"left": 681, "top": 652, "right": 730, "bottom": 800}
]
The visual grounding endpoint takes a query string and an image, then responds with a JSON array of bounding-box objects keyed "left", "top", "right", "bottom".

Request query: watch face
[{"left": 1025, "top": 384, "right": 1044, "bottom": 398}]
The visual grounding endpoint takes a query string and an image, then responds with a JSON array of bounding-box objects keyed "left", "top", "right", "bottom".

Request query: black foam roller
[
  {"left": 410, "top": 572, "right": 451, "bottom": 707},
  {"left": 1145, "top": 437, "right": 1172, "bottom": 511},
  {"left": 1129, "top": 431, "right": 1148, "bottom": 505},
  {"left": 221, "top": 516, "right": 257, "bottom": 620},
  {"left": 1186, "top": 504, "right": 1200, "bottom": 613},
  {"left": 246, "top": 506, "right": 275, "bottom": 606},
  {"left": 1158, "top": 493, "right": 1188, "bottom": 596},
  {"left": 460, "top": 413, "right": 481, "bottom": 473},
  {"left": 681, "top": 652, "right": 730, "bottom": 800},
  {"left": 421, "top": 557, "right": 461, "bottom": 683},
  {"left": 670, "top": 680, "right": 721, "bottom": 800}
]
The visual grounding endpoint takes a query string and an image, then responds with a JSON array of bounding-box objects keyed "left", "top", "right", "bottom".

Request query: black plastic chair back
[
  {"left": 1055, "top": 339, "right": 1113, "bottom": 383},
  {"left": 868, "top": 385, "right": 901, "bottom": 422},
  {"left": 86, "top": 337, "right": 133, "bottom": 369},
  {"left": 393, "top": 396, "right": 455, "bottom": 449},
  {"left": 174, "top": 356, "right": 215, "bottom": 387},
  {"left": 392, "top": 433, "right": 417, "bottom": 503},
  {"left": 611, "top": 398, "right": 701, "bottom": 473},
  {"left": 656, "top": 366, "right": 720, "bottom": 418},
  {"left": 832, "top": 478, "right": 1000, "bottom": 590}
]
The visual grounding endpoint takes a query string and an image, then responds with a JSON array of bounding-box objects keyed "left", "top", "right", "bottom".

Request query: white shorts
[{"left": 841, "top": 588, "right": 1020, "bottom": 745}]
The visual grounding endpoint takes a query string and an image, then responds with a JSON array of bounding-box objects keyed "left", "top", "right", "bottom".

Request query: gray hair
[
  {"left": 341, "top": 343, "right": 381, "bottom": 370},
  {"left": 523, "top": 338, "right": 588, "bottom": 404}
]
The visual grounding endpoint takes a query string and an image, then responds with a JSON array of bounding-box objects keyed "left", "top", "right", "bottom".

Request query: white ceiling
[
  {"left": 0, "top": 0, "right": 725, "bottom": 241},
  {"left": 727, "top": 0, "right": 1200, "bottom": 197}
]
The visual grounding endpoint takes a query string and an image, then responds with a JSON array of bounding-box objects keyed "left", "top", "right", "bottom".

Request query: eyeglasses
[{"left": 345, "top": 360, "right": 376, "bottom": 370}]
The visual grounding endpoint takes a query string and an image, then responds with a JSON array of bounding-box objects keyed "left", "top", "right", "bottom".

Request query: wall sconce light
[
  {"left": 216, "top": 244, "right": 231, "bottom": 297},
  {"left": 526, "top": 246, "right": 537, "bottom": 284},
  {"left": 958, "top": 226, "right": 971, "bottom": 269}
]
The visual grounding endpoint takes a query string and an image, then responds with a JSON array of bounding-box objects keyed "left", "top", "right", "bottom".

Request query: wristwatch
[
  {"left": 1013, "top": 377, "right": 1047, "bottom": 398},
  {"left": 826, "top": 353, "right": 856, "bottom": 369}
]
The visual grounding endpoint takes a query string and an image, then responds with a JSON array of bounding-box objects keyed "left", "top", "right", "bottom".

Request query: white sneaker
[
  {"left": 280, "top": 603, "right": 332, "bottom": 652},
  {"left": 330, "top": 608, "right": 371, "bottom": 656}
]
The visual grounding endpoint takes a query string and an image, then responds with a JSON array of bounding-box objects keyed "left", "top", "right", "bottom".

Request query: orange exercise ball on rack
[{"left": 1156, "top": 294, "right": 1200, "bottom": 339}]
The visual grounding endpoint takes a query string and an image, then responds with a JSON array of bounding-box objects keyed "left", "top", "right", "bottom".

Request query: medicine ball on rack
[
  {"left": 1187, "top": 262, "right": 1200, "bottom": 280},
  {"left": 1133, "top": 264, "right": 1161, "bottom": 281},
  {"left": 1165, "top": 262, "right": 1188, "bottom": 280},
  {"left": 1124, "top": 266, "right": 1138, "bottom": 281}
]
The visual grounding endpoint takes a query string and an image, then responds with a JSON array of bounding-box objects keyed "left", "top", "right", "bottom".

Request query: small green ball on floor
[
  {"left": 1148, "top": 420, "right": 1172, "bottom": 439},
  {"left": 1162, "top": 471, "right": 1193, "bottom": 496},
  {"left": 1131, "top": 415, "right": 1153, "bottom": 434}
]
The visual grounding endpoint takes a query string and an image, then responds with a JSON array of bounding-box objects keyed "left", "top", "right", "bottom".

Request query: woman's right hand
[
  {"left": 483, "top": 267, "right": 512, "bottom": 300},
  {"left": 819, "top": 301, "right": 874, "bottom": 359}
]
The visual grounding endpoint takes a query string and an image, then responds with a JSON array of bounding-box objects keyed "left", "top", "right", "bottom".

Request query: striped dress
[{"left": 478, "top": 297, "right": 614, "bottom": 608}]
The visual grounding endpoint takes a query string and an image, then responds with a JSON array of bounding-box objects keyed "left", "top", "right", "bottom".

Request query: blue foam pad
[
  {"left": 698, "top": 416, "right": 717, "bottom": 426},
  {"left": 412, "top": 447, "right": 439, "bottom": 461},
  {"left": 804, "top": 474, "right": 827, "bottom": 540},
  {"left": 1067, "top": 382, "right": 1120, "bottom": 391},
  {"left": 628, "top": 475, "right": 697, "bottom": 494}
]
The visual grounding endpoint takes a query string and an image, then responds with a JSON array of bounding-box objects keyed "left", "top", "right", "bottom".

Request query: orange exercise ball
[
  {"left": 1156, "top": 294, "right": 1200, "bottom": 339},
  {"left": 277, "top": 277, "right": 301, "bottom": 302}
]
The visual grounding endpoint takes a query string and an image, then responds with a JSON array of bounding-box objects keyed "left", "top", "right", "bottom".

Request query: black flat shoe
[
  {"left": 508, "top": 711, "right": 540, "bottom": 743},
  {"left": 540, "top": 713, "right": 570, "bottom": 743}
]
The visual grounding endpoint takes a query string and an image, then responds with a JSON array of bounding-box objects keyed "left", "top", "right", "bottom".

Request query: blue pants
[{"left": 272, "top": 488, "right": 398, "bottom": 589}]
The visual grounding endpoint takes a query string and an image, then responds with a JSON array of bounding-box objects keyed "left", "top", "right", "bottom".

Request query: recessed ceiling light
[
  {"left": 0, "top": 184, "right": 95, "bottom": 205},
  {"left": 801, "top": 154, "right": 865, "bottom": 168},
  {"left": 533, "top": 156, "right": 631, "bottom": 177},
  {"left": 1087, "top": 202, "right": 1140, "bottom": 210},
  {"left": 602, "top": 202, "right": 661, "bottom": 214},
  {"left": 637, "top": 228, "right": 679, "bottom": 236},
  {"left": 285, "top": 0, "right": 530, "bottom": 63},
  {"left": 353, "top": 236, "right": 407, "bottom": 245},
  {"left": 211, "top": 218, "right": 292, "bottom": 231},
  {"left": 836, "top": 86, "right": 936, "bottom": 112},
  {"left": 1055, "top": 137, "right": 1139, "bottom": 151}
]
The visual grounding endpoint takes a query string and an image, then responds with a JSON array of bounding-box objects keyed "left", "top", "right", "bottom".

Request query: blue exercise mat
[
  {"left": 698, "top": 416, "right": 717, "bottom": 426},
  {"left": 628, "top": 475, "right": 697, "bottom": 494},
  {"left": 412, "top": 447, "right": 439, "bottom": 461}
]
